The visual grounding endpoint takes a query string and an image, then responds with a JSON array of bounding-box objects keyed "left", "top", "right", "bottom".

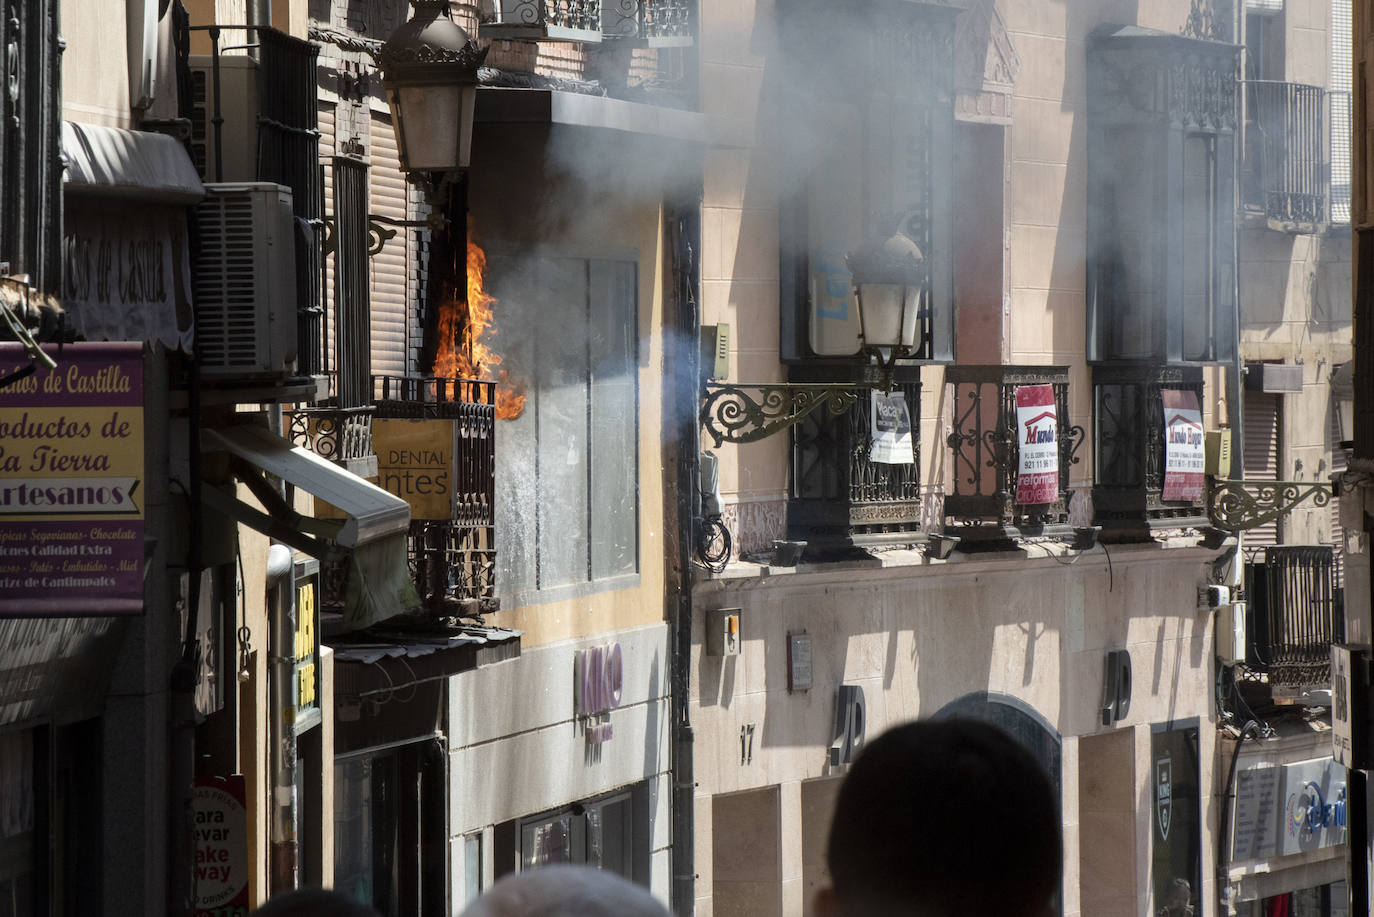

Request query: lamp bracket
[
  {"left": 700, "top": 382, "right": 863, "bottom": 446},
  {"left": 1206, "top": 478, "right": 1333, "bottom": 533}
]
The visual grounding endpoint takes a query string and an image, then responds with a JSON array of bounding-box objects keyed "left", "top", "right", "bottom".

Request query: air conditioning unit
[
  {"left": 194, "top": 182, "right": 298, "bottom": 377},
  {"left": 189, "top": 55, "right": 259, "bottom": 182},
  {"left": 1217, "top": 601, "right": 1247, "bottom": 664}
]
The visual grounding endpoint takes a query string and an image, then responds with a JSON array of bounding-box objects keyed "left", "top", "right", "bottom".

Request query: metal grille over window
[
  {"left": 788, "top": 374, "right": 923, "bottom": 546},
  {"left": 0, "top": 0, "right": 63, "bottom": 297},
  {"left": 1243, "top": 80, "right": 1328, "bottom": 230},
  {"left": 334, "top": 157, "right": 371, "bottom": 409},
  {"left": 257, "top": 28, "right": 324, "bottom": 375},
  {"left": 1091, "top": 364, "right": 1208, "bottom": 538},
  {"left": 1244, "top": 546, "right": 1339, "bottom": 694}
]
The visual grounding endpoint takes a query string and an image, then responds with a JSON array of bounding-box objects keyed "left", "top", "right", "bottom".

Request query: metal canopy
[
  {"left": 474, "top": 87, "right": 743, "bottom": 147},
  {"left": 62, "top": 120, "right": 205, "bottom": 204},
  {"left": 202, "top": 423, "right": 410, "bottom": 559}
]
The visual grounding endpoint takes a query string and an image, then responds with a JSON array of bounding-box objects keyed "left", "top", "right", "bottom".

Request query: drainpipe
[
  {"left": 267, "top": 537, "right": 298, "bottom": 892},
  {"left": 247, "top": 0, "right": 271, "bottom": 31},
  {"left": 670, "top": 195, "right": 701, "bottom": 917}
]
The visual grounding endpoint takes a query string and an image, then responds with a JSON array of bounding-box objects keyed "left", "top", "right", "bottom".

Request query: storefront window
[
  {"left": 505, "top": 787, "right": 643, "bottom": 887},
  {"left": 1244, "top": 881, "right": 1348, "bottom": 917},
  {"left": 0, "top": 731, "right": 34, "bottom": 917},
  {"left": 1151, "top": 724, "right": 1201, "bottom": 917},
  {"left": 333, "top": 742, "right": 444, "bottom": 917}
]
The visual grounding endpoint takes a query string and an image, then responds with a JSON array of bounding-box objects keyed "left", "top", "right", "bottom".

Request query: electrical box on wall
[
  {"left": 1216, "top": 601, "right": 1247, "bottom": 664},
  {"left": 1205, "top": 429, "right": 1232, "bottom": 477},
  {"left": 1198, "top": 583, "right": 1230, "bottom": 610},
  {"left": 700, "top": 324, "right": 730, "bottom": 380},
  {"left": 706, "top": 607, "right": 741, "bottom": 656}
]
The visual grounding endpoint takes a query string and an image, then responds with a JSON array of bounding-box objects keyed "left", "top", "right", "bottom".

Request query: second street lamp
[{"left": 699, "top": 213, "right": 932, "bottom": 446}]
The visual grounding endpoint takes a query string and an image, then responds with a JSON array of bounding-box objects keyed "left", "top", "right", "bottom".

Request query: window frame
[
  {"left": 1085, "top": 27, "right": 1240, "bottom": 366},
  {"left": 2, "top": 0, "right": 63, "bottom": 298},
  {"left": 774, "top": 2, "right": 957, "bottom": 369},
  {"left": 489, "top": 245, "right": 642, "bottom": 608}
]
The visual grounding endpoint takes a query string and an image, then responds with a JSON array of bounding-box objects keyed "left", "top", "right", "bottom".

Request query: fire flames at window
[{"left": 431, "top": 230, "right": 527, "bottom": 420}]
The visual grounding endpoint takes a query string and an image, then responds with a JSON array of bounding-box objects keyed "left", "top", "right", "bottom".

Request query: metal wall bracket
[
  {"left": 1206, "top": 478, "right": 1333, "bottom": 533},
  {"left": 699, "top": 382, "right": 862, "bottom": 446}
]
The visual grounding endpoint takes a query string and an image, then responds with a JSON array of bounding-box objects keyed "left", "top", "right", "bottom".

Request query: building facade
[{"left": 0, "top": 1, "right": 1361, "bottom": 915}]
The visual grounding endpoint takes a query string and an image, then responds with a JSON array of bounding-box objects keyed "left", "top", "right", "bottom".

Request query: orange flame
[{"left": 432, "top": 229, "right": 527, "bottom": 420}]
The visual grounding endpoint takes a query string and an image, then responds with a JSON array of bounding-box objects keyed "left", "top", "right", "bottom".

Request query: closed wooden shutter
[
  {"left": 1244, "top": 390, "right": 1281, "bottom": 553},
  {"left": 369, "top": 111, "right": 410, "bottom": 379}
]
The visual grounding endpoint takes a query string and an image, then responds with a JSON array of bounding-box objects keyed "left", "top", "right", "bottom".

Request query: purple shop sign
[{"left": 0, "top": 343, "right": 145, "bottom": 616}]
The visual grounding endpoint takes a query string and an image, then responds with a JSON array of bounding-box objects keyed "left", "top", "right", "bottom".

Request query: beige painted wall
[
  {"left": 697, "top": 0, "right": 1240, "bottom": 538},
  {"left": 62, "top": 0, "right": 134, "bottom": 127},
  {"left": 689, "top": 541, "right": 1222, "bottom": 917},
  {"left": 467, "top": 123, "right": 675, "bottom": 648}
]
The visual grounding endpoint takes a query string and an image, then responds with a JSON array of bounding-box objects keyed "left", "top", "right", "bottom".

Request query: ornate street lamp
[
  {"left": 377, "top": 0, "right": 487, "bottom": 176},
  {"left": 847, "top": 213, "right": 928, "bottom": 392},
  {"left": 699, "top": 214, "right": 930, "bottom": 446}
]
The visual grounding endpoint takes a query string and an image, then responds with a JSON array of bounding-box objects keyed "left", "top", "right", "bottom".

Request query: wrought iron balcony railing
[
  {"left": 285, "top": 404, "right": 377, "bottom": 477},
  {"left": 1243, "top": 80, "right": 1327, "bottom": 230},
  {"left": 1092, "top": 363, "right": 1208, "bottom": 539},
  {"left": 943, "top": 365, "right": 1083, "bottom": 537},
  {"left": 788, "top": 369, "right": 923, "bottom": 550},
  {"left": 485, "top": 0, "right": 605, "bottom": 42},
  {"left": 1242, "top": 545, "right": 1342, "bottom": 695},
  {"left": 374, "top": 374, "right": 497, "bottom": 612},
  {"left": 318, "top": 375, "right": 497, "bottom": 616},
  {"left": 602, "top": 0, "right": 693, "bottom": 44}
]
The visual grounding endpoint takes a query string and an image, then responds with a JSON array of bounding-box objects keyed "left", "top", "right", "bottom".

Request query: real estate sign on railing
[
  {"left": 1162, "top": 389, "right": 1205, "bottom": 502},
  {"left": 1015, "top": 384, "right": 1059, "bottom": 504},
  {"left": 0, "top": 343, "right": 144, "bottom": 616}
]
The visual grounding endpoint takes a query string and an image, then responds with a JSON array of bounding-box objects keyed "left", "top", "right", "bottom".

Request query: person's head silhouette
[
  {"left": 459, "top": 864, "right": 668, "bottom": 917},
  {"left": 814, "top": 718, "right": 1062, "bottom": 917}
]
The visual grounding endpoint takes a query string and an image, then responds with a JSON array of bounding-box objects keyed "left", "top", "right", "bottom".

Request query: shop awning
[
  {"left": 202, "top": 424, "right": 411, "bottom": 561},
  {"left": 60, "top": 121, "right": 203, "bottom": 350},
  {"left": 62, "top": 121, "right": 205, "bottom": 204}
]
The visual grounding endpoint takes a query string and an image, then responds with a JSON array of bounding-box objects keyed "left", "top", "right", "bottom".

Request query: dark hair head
[{"left": 825, "top": 718, "right": 1062, "bottom": 917}]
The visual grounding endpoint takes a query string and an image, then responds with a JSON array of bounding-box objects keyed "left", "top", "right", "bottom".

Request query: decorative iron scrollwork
[
  {"left": 1207, "top": 479, "right": 1333, "bottom": 533},
  {"left": 700, "top": 383, "right": 862, "bottom": 446}
]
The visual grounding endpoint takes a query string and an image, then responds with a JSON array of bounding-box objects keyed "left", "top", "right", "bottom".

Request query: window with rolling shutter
[
  {"left": 1329, "top": 408, "right": 1347, "bottom": 586},
  {"left": 369, "top": 111, "right": 412, "bottom": 379},
  {"left": 321, "top": 103, "right": 337, "bottom": 379},
  {"left": 334, "top": 157, "right": 370, "bottom": 408},
  {"left": 1243, "top": 390, "right": 1281, "bottom": 554},
  {"left": 1, "top": 0, "right": 62, "bottom": 298}
]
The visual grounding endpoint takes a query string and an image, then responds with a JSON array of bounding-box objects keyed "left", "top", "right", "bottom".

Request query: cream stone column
[
  {"left": 1135, "top": 723, "right": 1155, "bottom": 917},
  {"left": 1060, "top": 734, "right": 1081, "bottom": 917},
  {"left": 779, "top": 780, "right": 804, "bottom": 917}
]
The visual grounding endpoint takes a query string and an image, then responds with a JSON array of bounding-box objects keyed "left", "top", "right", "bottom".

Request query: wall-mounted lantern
[
  {"left": 377, "top": 0, "right": 487, "bottom": 176},
  {"left": 699, "top": 214, "right": 931, "bottom": 446}
]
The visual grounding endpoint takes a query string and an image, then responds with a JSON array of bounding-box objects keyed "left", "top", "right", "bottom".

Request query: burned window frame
[
  {"left": 489, "top": 247, "right": 641, "bottom": 607},
  {"left": 1085, "top": 26, "right": 1240, "bottom": 365},
  {"left": 1, "top": 0, "right": 63, "bottom": 298}
]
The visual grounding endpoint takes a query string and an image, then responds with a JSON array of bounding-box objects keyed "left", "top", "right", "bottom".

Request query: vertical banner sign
[
  {"left": 1162, "top": 389, "right": 1205, "bottom": 501},
  {"left": 194, "top": 775, "right": 249, "bottom": 917},
  {"left": 869, "top": 391, "right": 915, "bottom": 465},
  {"left": 294, "top": 562, "right": 319, "bottom": 719},
  {"left": 0, "top": 343, "right": 144, "bottom": 616},
  {"left": 1015, "top": 384, "right": 1059, "bottom": 504}
]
